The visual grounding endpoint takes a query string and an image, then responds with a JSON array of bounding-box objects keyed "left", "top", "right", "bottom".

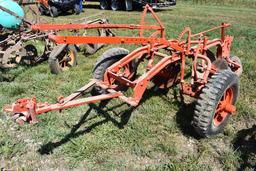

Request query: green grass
[
  {"left": 0, "top": 1, "right": 256, "bottom": 170},
  {"left": 182, "top": 0, "right": 256, "bottom": 7}
]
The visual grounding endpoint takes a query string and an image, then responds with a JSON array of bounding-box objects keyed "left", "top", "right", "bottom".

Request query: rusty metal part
[
  {"left": 0, "top": 3, "right": 114, "bottom": 69},
  {"left": 0, "top": 30, "right": 51, "bottom": 68},
  {"left": 3, "top": 5, "right": 242, "bottom": 126},
  {"left": 0, "top": 2, "right": 50, "bottom": 68}
]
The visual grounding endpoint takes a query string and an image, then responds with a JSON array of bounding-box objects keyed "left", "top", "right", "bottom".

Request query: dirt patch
[
  {"left": 233, "top": 121, "right": 256, "bottom": 169},
  {"left": 235, "top": 117, "right": 256, "bottom": 131}
]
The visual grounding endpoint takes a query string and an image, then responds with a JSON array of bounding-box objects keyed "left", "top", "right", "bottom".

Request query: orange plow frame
[{"left": 3, "top": 5, "right": 242, "bottom": 124}]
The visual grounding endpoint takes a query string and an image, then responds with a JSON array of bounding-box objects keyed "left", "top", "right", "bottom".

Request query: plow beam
[
  {"left": 3, "top": 80, "right": 123, "bottom": 124},
  {"left": 48, "top": 35, "right": 170, "bottom": 45},
  {"left": 32, "top": 24, "right": 162, "bottom": 31}
]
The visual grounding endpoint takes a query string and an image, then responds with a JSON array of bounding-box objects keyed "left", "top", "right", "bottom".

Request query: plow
[
  {"left": 3, "top": 4, "right": 242, "bottom": 137},
  {"left": 0, "top": 1, "right": 113, "bottom": 73}
]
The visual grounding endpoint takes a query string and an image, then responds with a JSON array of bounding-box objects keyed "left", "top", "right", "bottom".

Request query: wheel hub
[{"left": 213, "top": 88, "right": 236, "bottom": 127}]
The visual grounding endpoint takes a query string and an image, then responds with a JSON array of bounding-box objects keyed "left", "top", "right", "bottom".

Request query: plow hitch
[
  {"left": 3, "top": 80, "right": 127, "bottom": 125},
  {"left": 4, "top": 97, "right": 42, "bottom": 124}
]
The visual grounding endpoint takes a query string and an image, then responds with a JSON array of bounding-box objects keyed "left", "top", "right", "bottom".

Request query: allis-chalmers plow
[{"left": 3, "top": 5, "right": 242, "bottom": 137}]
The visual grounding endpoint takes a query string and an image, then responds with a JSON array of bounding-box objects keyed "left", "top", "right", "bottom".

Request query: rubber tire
[
  {"left": 38, "top": 4, "right": 45, "bottom": 15},
  {"left": 171, "top": 0, "right": 176, "bottom": 5},
  {"left": 49, "top": 6, "right": 58, "bottom": 17},
  {"left": 125, "top": 0, "right": 133, "bottom": 11},
  {"left": 92, "top": 47, "right": 132, "bottom": 95},
  {"left": 84, "top": 30, "right": 106, "bottom": 55},
  {"left": 192, "top": 70, "right": 239, "bottom": 137},
  {"left": 230, "top": 56, "right": 243, "bottom": 77},
  {"left": 100, "top": 0, "right": 111, "bottom": 10},
  {"left": 84, "top": 44, "right": 99, "bottom": 55},
  {"left": 74, "top": 4, "right": 81, "bottom": 14},
  {"left": 21, "top": 44, "right": 38, "bottom": 65},
  {"left": 48, "top": 45, "right": 77, "bottom": 74},
  {"left": 111, "top": 0, "right": 119, "bottom": 11}
]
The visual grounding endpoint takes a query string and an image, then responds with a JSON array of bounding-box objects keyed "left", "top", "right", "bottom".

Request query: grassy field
[{"left": 0, "top": 0, "right": 256, "bottom": 170}]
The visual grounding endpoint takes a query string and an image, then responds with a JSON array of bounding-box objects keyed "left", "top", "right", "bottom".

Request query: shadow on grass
[
  {"left": 233, "top": 125, "right": 256, "bottom": 170},
  {"left": 137, "top": 86, "right": 200, "bottom": 139},
  {"left": 0, "top": 69, "right": 19, "bottom": 82},
  {"left": 0, "top": 67, "right": 39, "bottom": 82},
  {"left": 38, "top": 86, "right": 199, "bottom": 155},
  {"left": 38, "top": 101, "right": 134, "bottom": 155},
  {"left": 172, "top": 89, "right": 201, "bottom": 139},
  {"left": 0, "top": 61, "right": 47, "bottom": 83}
]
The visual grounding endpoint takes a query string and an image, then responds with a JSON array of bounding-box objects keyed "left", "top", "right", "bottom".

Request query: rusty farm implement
[
  {"left": 0, "top": 1, "right": 113, "bottom": 74},
  {"left": 0, "top": 1, "right": 50, "bottom": 68},
  {"left": 3, "top": 5, "right": 242, "bottom": 137}
]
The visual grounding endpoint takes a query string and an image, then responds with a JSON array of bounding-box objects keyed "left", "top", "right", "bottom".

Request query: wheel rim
[
  {"left": 22, "top": 45, "right": 38, "bottom": 65},
  {"left": 58, "top": 49, "right": 75, "bottom": 71},
  {"left": 213, "top": 88, "right": 234, "bottom": 127}
]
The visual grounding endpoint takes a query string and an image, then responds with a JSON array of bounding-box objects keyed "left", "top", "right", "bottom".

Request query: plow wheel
[
  {"left": 48, "top": 45, "right": 77, "bottom": 74},
  {"left": 83, "top": 26, "right": 109, "bottom": 55},
  {"left": 49, "top": 6, "right": 58, "bottom": 17},
  {"left": 84, "top": 43, "right": 100, "bottom": 55},
  {"left": 83, "top": 29, "right": 105, "bottom": 55},
  {"left": 20, "top": 44, "right": 38, "bottom": 65},
  {"left": 38, "top": 4, "right": 46, "bottom": 16},
  {"left": 92, "top": 47, "right": 136, "bottom": 95},
  {"left": 192, "top": 70, "right": 239, "bottom": 137}
]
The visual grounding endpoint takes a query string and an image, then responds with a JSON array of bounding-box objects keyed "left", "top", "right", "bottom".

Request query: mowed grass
[{"left": 0, "top": 1, "right": 256, "bottom": 170}]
